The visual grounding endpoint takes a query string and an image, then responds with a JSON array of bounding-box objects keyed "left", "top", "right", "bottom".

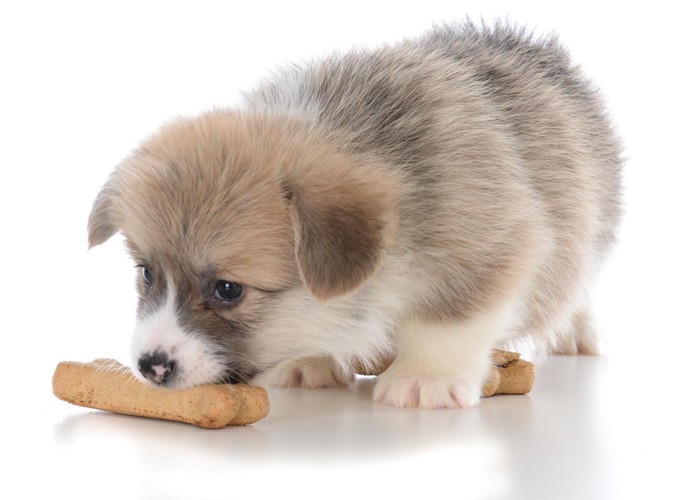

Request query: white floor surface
[{"left": 2, "top": 354, "right": 680, "bottom": 500}]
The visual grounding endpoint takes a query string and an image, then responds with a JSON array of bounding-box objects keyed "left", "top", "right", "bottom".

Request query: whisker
[{"left": 93, "top": 359, "right": 139, "bottom": 385}]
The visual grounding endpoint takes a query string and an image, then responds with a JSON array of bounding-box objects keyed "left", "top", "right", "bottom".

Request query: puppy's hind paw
[{"left": 373, "top": 374, "right": 481, "bottom": 409}]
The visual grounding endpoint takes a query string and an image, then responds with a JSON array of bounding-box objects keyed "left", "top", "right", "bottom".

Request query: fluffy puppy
[{"left": 88, "top": 22, "right": 622, "bottom": 409}]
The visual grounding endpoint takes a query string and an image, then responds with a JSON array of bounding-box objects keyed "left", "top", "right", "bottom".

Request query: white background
[{"left": 1, "top": 1, "right": 682, "bottom": 499}]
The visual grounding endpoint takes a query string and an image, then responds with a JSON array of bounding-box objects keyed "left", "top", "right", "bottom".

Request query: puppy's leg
[
  {"left": 256, "top": 355, "right": 354, "bottom": 389},
  {"left": 373, "top": 304, "right": 516, "bottom": 409},
  {"left": 553, "top": 306, "right": 602, "bottom": 355}
]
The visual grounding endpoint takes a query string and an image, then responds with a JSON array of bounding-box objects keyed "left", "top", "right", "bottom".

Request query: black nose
[{"left": 138, "top": 352, "right": 176, "bottom": 385}]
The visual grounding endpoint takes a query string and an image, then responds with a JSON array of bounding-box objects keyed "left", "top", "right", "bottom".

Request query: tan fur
[{"left": 88, "top": 22, "right": 621, "bottom": 408}]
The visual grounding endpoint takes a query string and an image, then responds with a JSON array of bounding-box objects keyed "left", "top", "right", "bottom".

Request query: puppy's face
[{"left": 88, "top": 111, "right": 399, "bottom": 388}]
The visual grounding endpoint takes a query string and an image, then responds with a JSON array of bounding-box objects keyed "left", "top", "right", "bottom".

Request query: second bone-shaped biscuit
[{"left": 355, "top": 349, "right": 535, "bottom": 396}]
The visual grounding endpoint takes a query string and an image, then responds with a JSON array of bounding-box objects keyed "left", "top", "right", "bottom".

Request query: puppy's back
[{"left": 246, "top": 22, "right": 621, "bottom": 244}]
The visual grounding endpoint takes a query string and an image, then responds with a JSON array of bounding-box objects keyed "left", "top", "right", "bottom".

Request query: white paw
[
  {"left": 373, "top": 373, "right": 482, "bottom": 409},
  {"left": 265, "top": 357, "right": 354, "bottom": 389}
]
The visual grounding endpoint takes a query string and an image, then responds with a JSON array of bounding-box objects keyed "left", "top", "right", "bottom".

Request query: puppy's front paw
[
  {"left": 373, "top": 373, "right": 481, "bottom": 409},
  {"left": 268, "top": 356, "right": 354, "bottom": 389}
]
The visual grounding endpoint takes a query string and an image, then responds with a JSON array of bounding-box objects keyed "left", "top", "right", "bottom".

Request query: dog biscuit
[
  {"left": 480, "top": 349, "right": 535, "bottom": 397},
  {"left": 356, "top": 349, "right": 535, "bottom": 397},
  {"left": 52, "top": 359, "right": 269, "bottom": 428}
]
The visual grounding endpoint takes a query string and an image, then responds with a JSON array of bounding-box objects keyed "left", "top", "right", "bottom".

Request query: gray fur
[{"left": 245, "top": 21, "right": 622, "bottom": 352}]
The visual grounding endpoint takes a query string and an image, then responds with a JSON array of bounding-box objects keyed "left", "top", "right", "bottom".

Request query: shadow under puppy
[{"left": 88, "top": 22, "right": 622, "bottom": 409}]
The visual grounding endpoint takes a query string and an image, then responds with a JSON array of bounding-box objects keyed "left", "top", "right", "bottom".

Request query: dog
[{"left": 87, "top": 22, "right": 622, "bottom": 409}]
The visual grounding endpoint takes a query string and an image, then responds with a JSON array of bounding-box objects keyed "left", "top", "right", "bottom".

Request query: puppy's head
[{"left": 88, "top": 111, "right": 399, "bottom": 388}]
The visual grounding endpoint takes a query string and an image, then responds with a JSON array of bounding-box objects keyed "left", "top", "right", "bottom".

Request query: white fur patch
[
  {"left": 245, "top": 283, "right": 400, "bottom": 391},
  {"left": 130, "top": 282, "right": 225, "bottom": 388}
]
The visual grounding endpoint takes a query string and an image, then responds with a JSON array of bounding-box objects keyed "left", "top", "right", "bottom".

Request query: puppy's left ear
[
  {"left": 87, "top": 184, "right": 120, "bottom": 248},
  {"left": 286, "top": 158, "right": 400, "bottom": 300}
]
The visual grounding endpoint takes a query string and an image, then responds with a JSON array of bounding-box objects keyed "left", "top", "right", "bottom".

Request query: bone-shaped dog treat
[
  {"left": 355, "top": 349, "right": 535, "bottom": 397},
  {"left": 52, "top": 359, "right": 269, "bottom": 428}
]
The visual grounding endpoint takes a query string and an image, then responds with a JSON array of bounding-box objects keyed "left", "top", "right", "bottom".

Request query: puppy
[{"left": 88, "top": 22, "right": 621, "bottom": 409}]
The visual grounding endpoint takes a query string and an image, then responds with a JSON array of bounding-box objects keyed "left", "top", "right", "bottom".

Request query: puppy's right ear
[
  {"left": 284, "top": 155, "right": 401, "bottom": 301},
  {"left": 87, "top": 185, "right": 119, "bottom": 248}
]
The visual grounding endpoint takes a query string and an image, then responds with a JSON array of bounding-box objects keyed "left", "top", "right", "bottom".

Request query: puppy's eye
[
  {"left": 215, "top": 280, "right": 243, "bottom": 302},
  {"left": 137, "top": 265, "right": 153, "bottom": 286}
]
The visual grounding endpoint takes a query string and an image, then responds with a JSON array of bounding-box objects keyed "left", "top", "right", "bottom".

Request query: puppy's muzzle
[{"left": 137, "top": 351, "right": 176, "bottom": 385}]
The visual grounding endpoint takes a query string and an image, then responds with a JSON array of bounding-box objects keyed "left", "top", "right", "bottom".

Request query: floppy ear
[
  {"left": 87, "top": 185, "right": 119, "bottom": 248},
  {"left": 286, "top": 160, "right": 399, "bottom": 300}
]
